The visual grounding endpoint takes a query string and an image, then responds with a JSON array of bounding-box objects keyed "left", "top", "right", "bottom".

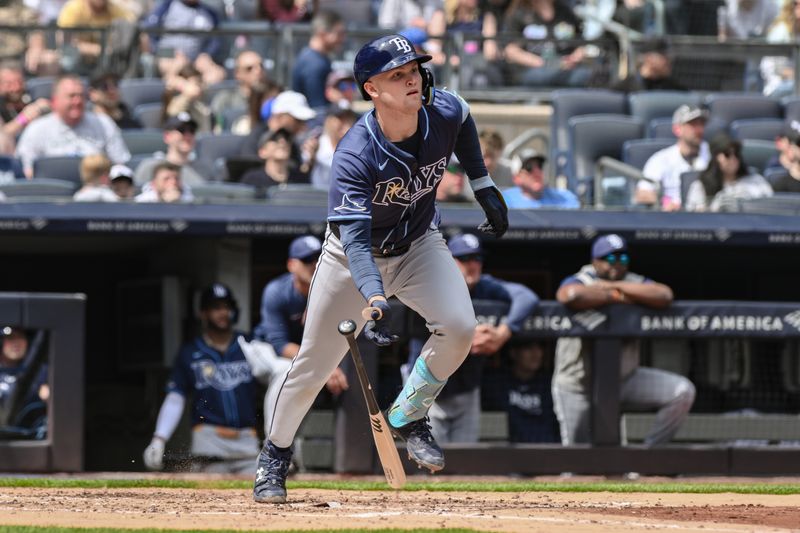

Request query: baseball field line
[{"left": 1, "top": 478, "right": 799, "bottom": 495}]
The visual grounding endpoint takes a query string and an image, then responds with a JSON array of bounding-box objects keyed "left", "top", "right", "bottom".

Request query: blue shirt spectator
[
  {"left": 502, "top": 149, "right": 580, "bottom": 209},
  {"left": 290, "top": 10, "right": 346, "bottom": 113}
]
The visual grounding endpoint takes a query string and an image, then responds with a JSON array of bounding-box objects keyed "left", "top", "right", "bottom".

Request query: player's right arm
[
  {"left": 143, "top": 347, "right": 190, "bottom": 471},
  {"left": 556, "top": 277, "right": 613, "bottom": 310},
  {"left": 255, "top": 279, "right": 294, "bottom": 358}
]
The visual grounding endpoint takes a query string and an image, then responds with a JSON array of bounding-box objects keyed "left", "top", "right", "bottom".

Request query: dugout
[{"left": 2, "top": 202, "right": 800, "bottom": 472}]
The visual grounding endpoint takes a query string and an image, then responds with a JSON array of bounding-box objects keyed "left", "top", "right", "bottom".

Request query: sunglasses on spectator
[
  {"left": 336, "top": 80, "right": 357, "bottom": 92},
  {"left": 457, "top": 254, "right": 483, "bottom": 263},
  {"left": 602, "top": 253, "right": 629, "bottom": 265}
]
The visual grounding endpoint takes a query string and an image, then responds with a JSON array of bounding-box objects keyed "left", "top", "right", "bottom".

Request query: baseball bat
[{"left": 337, "top": 319, "right": 406, "bottom": 489}]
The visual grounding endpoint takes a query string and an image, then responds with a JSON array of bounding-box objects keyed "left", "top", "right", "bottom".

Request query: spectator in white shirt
[
  {"left": 15, "top": 74, "right": 130, "bottom": 178},
  {"left": 135, "top": 161, "right": 194, "bottom": 203},
  {"left": 73, "top": 153, "right": 119, "bottom": 202},
  {"left": 637, "top": 105, "right": 710, "bottom": 211}
]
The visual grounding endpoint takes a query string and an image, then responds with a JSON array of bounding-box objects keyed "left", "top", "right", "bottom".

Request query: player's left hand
[
  {"left": 474, "top": 186, "right": 509, "bottom": 238},
  {"left": 363, "top": 300, "right": 400, "bottom": 347}
]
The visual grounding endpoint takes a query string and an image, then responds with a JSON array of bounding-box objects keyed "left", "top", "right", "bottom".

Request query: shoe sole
[
  {"left": 408, "top": 451, "right": 444, "bottom": 473},
  {"left": 253, "top": 493, "right": 287, "bottom": 504}
]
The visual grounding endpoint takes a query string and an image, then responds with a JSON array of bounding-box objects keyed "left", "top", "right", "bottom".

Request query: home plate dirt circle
[{"left": 1, "top": 485, "right": 799, "bottom": 532}]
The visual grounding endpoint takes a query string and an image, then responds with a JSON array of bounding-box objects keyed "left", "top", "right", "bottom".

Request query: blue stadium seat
[
  {"left": 26, "top": 77, "right": 55, "bottom": 100},
  {"left": 627, "top": 91, "right": 703, "bottom": 126},
  {"left": 133, "top": 103, "right": 164, "bottom": 130},
  {"left": 266, "top": 184, "right": 328, "bottom": 205},
  {"left": 32, "top": 156, "right": 83, "bottom": 185},
  {"left": 0, "top": 178, "right": 76, "bottom": 200},
  {"left": 0, "top": 155, "right": 25, "bottom": 182},
  {"left": 647, "top": 117, "right": 676, "bottom": 139},
  {"left": 549, "top": 89, "right": 627, "bottom": 182},
  {"left": 782, "top": 96, "right": 800, "bottom": 123},
  {"left": 741, "top": 139, "right": 779, "bottom": 174},
  {"left": 121, "top": 129, "right": 167, "bottom": 156},
  {"left": 704, "top": 93, "right": 782, "bottom": 140},
  {"left": 730, "top": 118, "right": 784, "bottom": 142},
  {"left": 195, "top": 132, "right": 248, "bottom": 171},
  {"left": 622, "top": 138, "right": 674, "bottom": 170},
  {"left": 119, "top": 78, "right": 166, "bottom": 110},
  {"left": 568, "top": 114, "right": 644, "bottom": 201}
]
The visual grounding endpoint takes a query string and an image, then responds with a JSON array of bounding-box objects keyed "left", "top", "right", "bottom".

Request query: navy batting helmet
[
  {"left": 353, "top": 34, "right": 433, "bottom": 101},
  {"left": 199, "top": 283, "right": 240, "bottom": 323}
]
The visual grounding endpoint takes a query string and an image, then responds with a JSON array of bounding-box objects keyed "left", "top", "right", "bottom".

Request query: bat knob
[{"left": 338, "top": 319, "right": 357, "bottom": 336}]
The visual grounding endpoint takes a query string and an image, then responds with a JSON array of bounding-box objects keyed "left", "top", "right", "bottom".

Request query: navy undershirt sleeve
[
  {"left": 454, "top": 114, "right": 489, "bottom": 181},
  {"left": 338, "top": 219, "right": 385, "bottom": 301}
]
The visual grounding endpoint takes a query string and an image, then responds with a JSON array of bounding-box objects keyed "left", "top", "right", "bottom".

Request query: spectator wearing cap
[
  {"left": 324, "top": 70, "right": 357, "bottom": 112},
  {"left": 73, "top": 153, "right": 119, "bottom": 202},
  {"left": 310, "top": 107, "right": 359, "bottom": 190},
  {"left": 404, "top": 233, "right": 539, "bottom": 444},
  {"left": 240, "top": 128, "right": 308, "bottom": 198},
  {"left": 553, "top": 234, "right": 694, "bottom": 446},
  {"left": 240, "top": 90, "right": 317, "bottom": 173},
  {"left": 502, "top": 149, "right": 579, "bottom": 209},
  {"left": 291, "top": 10, "right": 347, "bottom": 112},
  {"left": 209, "top": 50, "right": 265, "bottom": 131},
  {"left": 16, "top": 74, "right": 131, "bottom": 178},
  {"left": 109, "top": 163, "right": 135, "bottom": 199},
  {"left": 435, "top": 158, "right": 474, "bottom": 203},
  {"left": 637, "top": 104, "right": 711, "bottom": 211},
  {"left": 254, "top": 235, "right": 349, "bottom": 396},
  {"left": 685, "top": 133, "right": 772, "bottom": 212},
  {"left": 135, "top": 160, "right": 194, "bottom": 203},
  {"left": 134, "top": 112, "right": 213, "bottom": 187},
  {"left": 88, "top": 72, "right": 142, "bottom": 130}
]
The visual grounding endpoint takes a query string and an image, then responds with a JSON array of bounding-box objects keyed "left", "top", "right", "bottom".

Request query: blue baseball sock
[{"left": 388, "top": 356, "right": 446, "bottom": 428}]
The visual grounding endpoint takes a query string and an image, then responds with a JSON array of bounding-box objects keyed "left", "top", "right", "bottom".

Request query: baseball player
[
  {"left": 143, "top": 283, "right": 280, "bottom": 474},
  {"left": 253, "top": 33, "right": 508, "bottom": 503},
  {"left": 553, "top": 234, "right": 696, "bottom": 446},
  {"left": 253, "top": 235, "right": 349, "bottom": 433}
]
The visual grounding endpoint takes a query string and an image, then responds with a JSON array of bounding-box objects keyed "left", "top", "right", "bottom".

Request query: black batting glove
[
  {"left": 363, "top": 300, "right": 399, "bottom": 347},
  {"left": 474, "top": 186, "right": 509, "bottom": 238}
]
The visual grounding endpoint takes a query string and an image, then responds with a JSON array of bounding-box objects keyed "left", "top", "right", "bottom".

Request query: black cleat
[
  {"left": 385, "top": 412, "right": 444, "bottom": 473},
  {"left": 253, "top": 441, "right": 292, "bottom": 503}
]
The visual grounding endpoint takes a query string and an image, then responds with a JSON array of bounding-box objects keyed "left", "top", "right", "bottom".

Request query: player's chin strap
[{"left": 421, "top": 67, "right": 435, "bottom": 105}]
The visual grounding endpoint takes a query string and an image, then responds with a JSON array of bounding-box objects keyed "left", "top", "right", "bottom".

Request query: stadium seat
[
  {"left": 195, "top": 133, "right": 248, "bottom": 169},
  {"left": 203, "top": 79, "right": 239, "bottom": 106},
  {"left": 647, "top": 117, "right": 676, "bottom": 139},
  {"left": 782, "top": 96, "right": 800, "bottom": 123},
  {"left": 26, "top": 77, "right": 55, "bottom": 100},
  {"left": 764, "top": 166, "right": 789, "bottom": 186},
  {"left": 549, "top": 89, "right": 627, "bottom": 182},
  {"left": 220, "top": 106, "right": 247, "bottom": 131},
  {"left": 121, "top": 129, "right": 167, "bottom": 156},
  {"left": 704, "top": 93, "right": 783, "bottom": 140},
  {"left": 0, "top": 178, "right": 76, "bottom": 200},
  {"left": 266, "top": 184, "right": 328, "bottom": 205},
  {"left": 127, "top": 153, "right": 150, "bottom": 172},
  {"left": 568, "top": 114, "right": 644, "bottom": 200},
  {"left": 729, "top": 118, "right": 784, "bottom": 142},
  {"left": 741, "top": 139, "right": 779, "bottom": 174},
  {"left": 0, "top": 155, "right": 25, "bottom": 182},
  {"left": 32, "top": 156, "right": 83, "bottom": 185},
  {"left": 622, "top": 138, "right": 674, "bottom": 170},
  {"left": 190, "top": 182, "right": 257, "bottom": 203},
  {"left": 119, "top": 78, "right": 165, "bottom": 110},
  {"left": 133, "top": 103, "right": 164, "bottom": 130},
  {"left": 627, "top": 91, "right": 703, "bottom": 126},
  {"left": 737, "top": 193, "right": 800, "bottom": 215}
]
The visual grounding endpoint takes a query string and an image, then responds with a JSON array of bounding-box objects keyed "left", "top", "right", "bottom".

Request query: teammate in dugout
[
  {"left": 143, "top": 283, "right": 283, "bottom": 474},
  {"left": 253, "top": 33, "right": 509, "bottom": 503}
]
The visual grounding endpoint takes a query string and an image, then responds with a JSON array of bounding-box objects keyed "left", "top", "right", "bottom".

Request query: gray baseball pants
[
  {"left": 267, "top": 227, "right": 476, "bottom": 448},
  {"left": 428, "top": 387, "right": 481, "bottom": 444},
  {"left": 552, "top": 367, "right": 696, "bottom": 446}
]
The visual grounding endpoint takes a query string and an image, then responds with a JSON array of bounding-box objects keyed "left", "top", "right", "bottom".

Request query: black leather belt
[{"left": 329, "top": 223, "right": 410, "bottom": 258}]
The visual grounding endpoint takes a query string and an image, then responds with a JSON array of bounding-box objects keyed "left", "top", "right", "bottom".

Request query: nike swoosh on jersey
[
  {"left": 334, "top": 193, "right": 367, "bottom": 213},
  {"left": 378, "top": 159, "right": 390, "bottom": 170}
]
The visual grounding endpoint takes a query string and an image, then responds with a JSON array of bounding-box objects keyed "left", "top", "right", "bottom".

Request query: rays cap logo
[
  {"left": 591, "top": 234, "right": 627, "bottom": 259},
  {"left": 289, "top": 235, "right": 322, "bottom": 261},
  {"left": 448, "top": 233, "right": 483, "bottom": 258},
  {"left": 387, "top": 36, "right": 413, "bottom": 54}
]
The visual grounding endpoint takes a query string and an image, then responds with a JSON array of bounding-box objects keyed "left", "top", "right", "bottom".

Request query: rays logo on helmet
[{"left": 387, "top": 36, "right": 412, "bottom": 54}]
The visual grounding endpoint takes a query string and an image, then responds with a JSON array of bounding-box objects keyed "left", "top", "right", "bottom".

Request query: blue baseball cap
[
  {"left": 289, "top": 235, "right": 322, "bottom": 260},
  {"left": 591, "top": 234, "right": 627, "bottom": 259},
  {"left": 448, "top": 233, "right": 483, "bottom": 258}
]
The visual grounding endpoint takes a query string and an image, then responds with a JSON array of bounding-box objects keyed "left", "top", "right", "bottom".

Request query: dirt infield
[{"left": 1, "top": 480, "right": 800, "bottom": 532}]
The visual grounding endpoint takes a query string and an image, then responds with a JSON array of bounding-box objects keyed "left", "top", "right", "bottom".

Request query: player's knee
[
  {"left": 447, "top": 315, "right": 477, "bottom": 348},
  {"left": 675, "top": 378, "right": 696, "bottom": 411}
]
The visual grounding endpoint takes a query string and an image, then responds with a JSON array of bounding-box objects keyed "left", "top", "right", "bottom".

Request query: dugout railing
[{"left": 306, "top": 299, "right": 800, "bottom": 477}]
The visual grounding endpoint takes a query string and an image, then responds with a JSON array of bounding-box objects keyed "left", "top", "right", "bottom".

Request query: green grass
[
  {"left": 0, "top": 528, "right": 479, "bottom": 533},
  {"left": 1, "top": 477, "right": 799, "bottom": 494}
]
